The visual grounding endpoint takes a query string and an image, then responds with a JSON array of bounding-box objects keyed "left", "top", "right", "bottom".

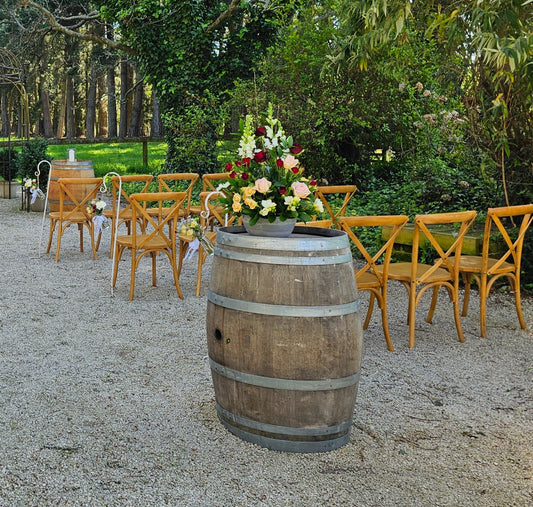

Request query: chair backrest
[
  {"left": 199, "top": 191, "right": 236, "bottom": 228},
  {"left": 481, "top": 204, "right": 533, "bottom": 274},
  {"left": 110, "top": 174, "right": 154, "bottom": 214},
  {"left": 315, "top": 185, "right": 357, "bottom": 225},
  {"left": 203, "top": 173, "right": 231, "bottom": 191},
  {"left": 158, "top": 172, "right": 199, "bottom": 215},
  {"left": 339, "top": 215, "right": 408, "bottom": 283},
  {"left": 129, "top": 191, "right": 187, "bottom": 249},
  {"left": 57, "top": 177, "right": 104, "bottom": 219},
  {"left": 412, "top": 211, "right": 477, "bottom": 282},
  {"left": 297, "top": 219, "right": 333, "bottom": 228}
]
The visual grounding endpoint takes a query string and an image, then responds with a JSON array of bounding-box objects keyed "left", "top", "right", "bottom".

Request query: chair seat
[
  {"left": 116, "top": 234, "right": 170, "bottom": 249},
  {"left": 49, "top": 210, "right": 90, "bottom": 222},
  {"left": 384, "top": 262, "right": 452, "bottom": 283},
  {"left": 456, "top": 255, "right": 514, "bottom": 274},
  {"left": 356, "top": 271, "right": 381, "bottom": 289}
]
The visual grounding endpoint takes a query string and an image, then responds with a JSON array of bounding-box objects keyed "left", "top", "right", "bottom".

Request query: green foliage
[
  {"left": 15, "top": 139, "right": 51, "bottom": 191},
  {"left": 0, "top": 148, "right": 19, "bottom": 180}
]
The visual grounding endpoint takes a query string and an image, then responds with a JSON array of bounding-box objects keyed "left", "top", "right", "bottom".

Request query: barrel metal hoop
[
  {"left": 209, "top": 358, "right": 360, "bottom": 391},
  {"left": 207, "top": 292, "right": 360, "bottom": 317},
  {"left": 216, "top": 401, "right": 353, "bottom": 437},
  {"left": 214, "top": 246, "right": 352, "bottom": 265},
  {"left": 217, "top": 228, "right": 349, "bottom": 252}
]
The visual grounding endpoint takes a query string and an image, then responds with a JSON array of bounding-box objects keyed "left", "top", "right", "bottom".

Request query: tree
[{"left": 335, "top": 0, "right": 533, "bottom": 206}]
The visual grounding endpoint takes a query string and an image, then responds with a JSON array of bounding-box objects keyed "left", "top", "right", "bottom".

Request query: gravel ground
[{"left": 0, "top": 196, "right": 532, "bottom": 506}]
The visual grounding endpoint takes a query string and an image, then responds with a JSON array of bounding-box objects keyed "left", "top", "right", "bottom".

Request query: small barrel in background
[
  {"left": 206, "top": 225, "right": 363, "bottom": 453},
  {"left": 48, "top": 159, "right": 95, "bottom": 211}
]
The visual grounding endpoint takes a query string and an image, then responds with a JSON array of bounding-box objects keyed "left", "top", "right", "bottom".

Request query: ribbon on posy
[
  {"left": 92, "top": 215, "right": 109, "bottom": 235},
  {"left": 184, "top": 238, "right": 200, "bottom": 261},
  {"left": 30, "top": 188, "right": 45, "bottom": 204}
]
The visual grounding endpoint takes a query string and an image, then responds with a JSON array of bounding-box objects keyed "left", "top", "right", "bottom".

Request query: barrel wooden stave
[
  {"left": 48, "top": 160, "right": 95, "bottom": 211},
  {"left": 206, "top": 227, "right": 362, "bottom": 452}
]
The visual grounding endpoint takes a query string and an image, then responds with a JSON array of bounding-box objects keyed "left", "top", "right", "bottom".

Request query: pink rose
[
  {"left": 254, "top": 177, "right": 272, "bottom": 194},
  {"left": 283, "top": 154, "right": 299, "bottom": 170},
  {"left": 291, "top": 181, "right": 311, "bottom": 199}
]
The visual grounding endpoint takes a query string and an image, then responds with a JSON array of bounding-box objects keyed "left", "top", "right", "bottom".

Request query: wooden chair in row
[
  {"left": 112, "top": 191, "right": 188, "bottom": 301},
  {"left": 46, "top": 177, "right": 104, "bottom": 262}
]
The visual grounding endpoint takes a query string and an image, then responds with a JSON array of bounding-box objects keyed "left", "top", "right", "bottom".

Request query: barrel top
[
  {"left": 217, "top": 225, "right": 349, "bottom": 251},
  {"left": 52, "top": 159, "right": 93, "bottom": 164}
]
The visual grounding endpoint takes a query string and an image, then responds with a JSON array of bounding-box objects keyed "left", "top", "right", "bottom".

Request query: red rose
[
  {"left": 291, "top": 167, "right": 299, "bottom": 174},
  {"left": 241, "top": 172, "right": 249, "bottom": 180},
  {"left": 290, "top": 143, "right": 303, "bottom": 154},
  {"left": 276, "top": 158, "right": 283, "bottom": 167},
  {"left": 254, "top": 151, "right": 268, "bottom": 163},
  {"left": 225, "top": 163, "right": 233, "bottom": 172},
  {"left": 310, "top": 179, "right": 316, "bottom": 186},
  {"left": 229, "top": 171, "right": 236, "bottom": 179},
  {"left": 235, "top": 161, "right": 241, "bottom": 167},
  {"left": 254, "top": 126, "right": 266, "bottom": 137},
  {"left": 242, "top": 157, "right": 251, "bottom": 166},
  {"left": 280, "top": 186, "right": 287, "bottom": 195}
]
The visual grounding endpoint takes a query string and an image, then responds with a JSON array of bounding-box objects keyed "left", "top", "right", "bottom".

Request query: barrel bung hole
[{"left": 214, "top": 329, "right": 222, "bottom": 341}]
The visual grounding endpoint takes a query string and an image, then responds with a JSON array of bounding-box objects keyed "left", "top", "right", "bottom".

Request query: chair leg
[
  {"left": 379, "top": 288, "right": 394, "bottom": 352},
  {"left": 112, "top": 245, "right": 125, "bottom": 288},
  {"left": 511, "top": 275, "right": 527, "bottom": 330},
  {"left": 151, "top": 252, "right": 157, "bottom": 286},
  {"left": 479, "top": 275, "right": 488, "bottom": 338},
  {"left": 462, "top": 273, "right": 472, "bottom": 317},
  {"left": 55, "top": 224, "right": 66, "bottom": 262},
  {"left": 426, "top": 285, "right": 439, "bottom": 323},
  {"left": 195, "top": 250, "right": 205, "bottom": 297},
  {"left": 363, "top": 292, "right": 375, "bottom": 330},
  {"left": 452, "top": 285, "right": 465, "bottom": 343},
  {"left": 89, "top": 225, "right": 98, "bottom": 260},
  {"left": 408, "top": 282, "right": 417, "bottom": 348},
  {"left": 46, "top": 218, "right": 56, "bottom": 254},
  {"left": 170, "top": 252, "right": 184, "bottom": 300},
  {"left": 78, "top": 223, "right": 84, "bottom": 252},
  {"left": 129, "top": 251, "right": 137, "bottom": 301}
]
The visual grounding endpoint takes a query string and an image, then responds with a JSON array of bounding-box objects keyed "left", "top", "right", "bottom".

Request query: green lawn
[{"left": 47, "top": 142, "right": 168, "bottom": 177}]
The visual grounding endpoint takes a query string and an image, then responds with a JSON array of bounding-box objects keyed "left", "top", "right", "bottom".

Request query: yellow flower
[
  {"left": 242, "top": 186, "right": 256, "bottom": 198},
  {"left": 232, "top": 201, "right": 242, "bottom": 212},
  {"left": 244, "top": 197, "right": 258, "bottom": 209},
  {"left": 233, "top": 193, "right": 241, "bottom": 202}
]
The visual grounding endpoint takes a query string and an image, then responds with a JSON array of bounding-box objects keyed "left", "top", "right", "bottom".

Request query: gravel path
[{"left": 0, "top": 196, "right": 532, "bottom": 506}]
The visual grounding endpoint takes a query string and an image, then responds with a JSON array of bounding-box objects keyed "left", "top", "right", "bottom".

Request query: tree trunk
[
  {"left": 40, "top": 80, "right": 53, "bottom": 138},
  {"left": 107, "top": 65, "right": 117, "bottom": 137},
  {"left": 0, "top": 90, "right": 9, "bottom": 137},
  {"left": 151, "top": 90, "right": 163, "bottom": 137},
  {"left": 57, "top": 77, "right": 67, "bottom": 138},
  {"left": 97, "top": 72, "right": 107, "bottom": 137},
  {"left": 128, "top": 67, "right": 144, "bottom": 137},
  {"left": 85, "top": 61, "right": 98, "bottom": 139},
  {"left": 119, "top": 57, "right": 130, "bottom": 137}
]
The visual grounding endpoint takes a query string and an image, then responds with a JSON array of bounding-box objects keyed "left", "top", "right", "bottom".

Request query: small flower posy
[
  {"left": 178, "top": 216, "right": 214, "bottom": 260},
  {"left": 86, "top": 198, "right": 109, "bottom": 233},
  {"left": 23, "top": 178, "right": 45, "bottom": 204},
  {"left": 218, "top": 105, "right": 324, "bottom": 226}
]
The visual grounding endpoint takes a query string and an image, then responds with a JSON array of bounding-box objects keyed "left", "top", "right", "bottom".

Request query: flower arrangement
[
  {"left": 23, "top": 177, "right": 45, "bottom": 204},
  {"left": 218, "top": 105, "right": 324, "bottom": 225},
  {"left": 86, "top": 198, "right": 109, "bottom": 233},
  {"left": 87, "top": 198, "right": 106, "bottom": 216},
  {"left": 178, "top": 216, "right": 215, "bottom": 258}
]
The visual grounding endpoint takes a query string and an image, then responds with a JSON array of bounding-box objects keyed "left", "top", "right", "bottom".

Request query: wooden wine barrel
[
  {"left": 206, "top": 225, "right": 363, "bottom": 453},
  {"left": 48, "top": 160, "right": 95, "bottom": 211}
]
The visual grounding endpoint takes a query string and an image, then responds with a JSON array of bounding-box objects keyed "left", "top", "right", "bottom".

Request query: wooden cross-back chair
[
  {"left": 386, "top": 210, "right": 477, "bottom": 348},
  {"left": 112, "top": 191, "right": 188, "bottom": 300},
  {"left": 178, "top": 191, "right": 236, "bottom": 296},
  {"left": 188, "top": 173, "right": 232, "bottom": 226},
  {"left": 46, "top": 177, "right": 103, "bottom": 262},
  {"left": 454, "top": 204, "right": 533, "bottom": 338},
  {"left": 150, "top": 172, "right": 200, "bottom": 219},
  {"left": 315, "top": 185, "right": 357, "bottom": 227},
  {"left": 339, "top": 215, "right": 409, "bottom": 351},
  {"left": 103, "top": 174, "right": 154, "bottom": 257},
  {"left": 296, "top": 219, "right": 333, "bottom": 228}
]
